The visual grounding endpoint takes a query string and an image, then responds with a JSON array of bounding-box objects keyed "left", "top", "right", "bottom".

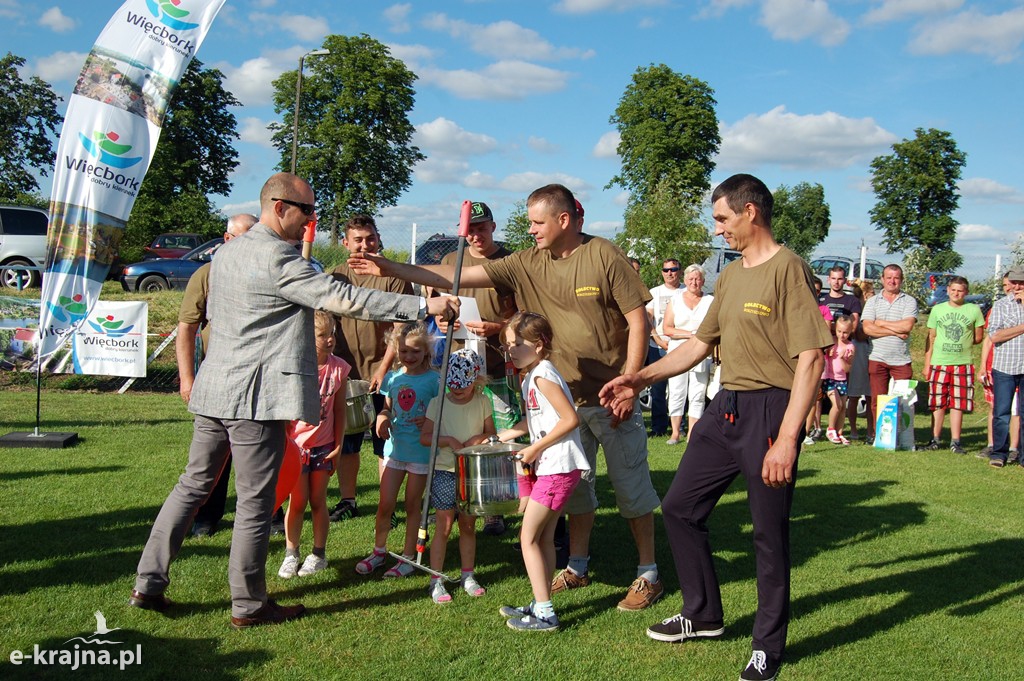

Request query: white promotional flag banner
[
  {"left": 72, "top": 300, "right": 148, "bottom": 377},
  {"left": 37, "top": 0, "right": 227, "bottom": 358}
]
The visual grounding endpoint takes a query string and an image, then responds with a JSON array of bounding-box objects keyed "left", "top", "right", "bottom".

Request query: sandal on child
[
  {"left": 384, "top": 558, "right": 417, "bottom": 578},
  {"left": 826, "top": 429, "right": 843, "bottom": 444},
  {"left": 463, "top": 575, "right": 486, "bottom": 597},
  {"left": 355, "top": 550, "right": 386, "bottom": 575},
  {"left": 430, "top": 580, "right": 452, "bottom": 604},
  {"left": 838, "top": 434, "right": 851, "bottom": 445}
]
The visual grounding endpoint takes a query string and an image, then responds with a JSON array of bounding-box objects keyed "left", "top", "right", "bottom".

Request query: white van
[{"left": 0, "top": 205, "right": 49, "bottom": 289}]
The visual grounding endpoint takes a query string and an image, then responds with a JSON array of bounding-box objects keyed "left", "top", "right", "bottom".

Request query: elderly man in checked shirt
[{"left": 986, "top": 265, "right": 1024, "bottom": 468}]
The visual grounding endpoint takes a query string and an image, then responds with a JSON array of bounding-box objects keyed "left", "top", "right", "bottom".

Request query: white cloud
[
  {"left": 592, "top": 131, "right": 620, "bottom": 158},
  {"left": 251, "top": 0, "right": 276, "bottom": 7},
  {"left": 33, "top": 51, "right": 86, "bottom": 83},
  {"left": 249, "top": 13, "right": 330, "bottom": 42},
  {"left": 39, "top": 7, "right": 75, "bottom": 32},
  {"left": 461, "top": 170, "right": 590, "bottom": 194},
  {"left": 384, "top": 4, "right": 412, "bottom": 33},
  {"left": 698, "top": 0, "right": 755, "bottom": 19},
  {"left": 554, "top": 0, "right": 669, "bottom": 13},
  {"left": 385, "top": 43, "right": 438, "bottom": 70},
  {"left": 862, "top": 0, "right": 963, "bottom": 25},
  {"left": 415, "top": 157, "right": 471, "bottom": 184},
  {"left": 422, "top": 13, "right": 594, "bottom": 61},
  {"left": 413, "top": 117, "right": 498, "bottom": 156},
  {"left": 217, "top": 48, "right": 306, "bottom": 106},
  {"left": 0, "top": 0, "right": 19, "bottom": 20},
  {"left": 418, "top": 61, "right": 572, "bottom": 100},
  {"left": 238, "top": 117, "right": 276, "bottom": 149},
  {"left": 957, "top": 223, "right": 1008, "bottom": 242},
  {"left": 759, "top": 0, "right": 850, "bottom": 47},
  {"left": 528, "top": 136, "right": 558, "bottom": 153},
  {"left": 959, "top": 178, "right": 1024, "bottom": 204},
  {"left": 908, "top": 8, "right": 1024, "bottom": 63},
  {"left": 717, "top": 105, "right": 898, "bottom": 170}
]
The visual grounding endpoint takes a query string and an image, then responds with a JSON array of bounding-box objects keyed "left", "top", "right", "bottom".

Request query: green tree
[
  {"left": 608, "top": 64, "right": 720, "bottom": 207},
  {"left": 122, "top": 60, "right": 240, "bottom": 262},
  {"left": 614, "top": 179, "right": 711, "bottom": 287},
  {"left": 869, "top": 127, "right": 966, "bottom": 269},
  {"left": 501, "top": 200, "right": 534, "bottom": 252},
  {"left": 772, "top": 182, "right": 831, "bottom": 259},
  {"left": 271, "top": 34, "right": 424, "bottom": 243},
  {"left": 0, "top": 53, "right": 63, "bottom": 202}
]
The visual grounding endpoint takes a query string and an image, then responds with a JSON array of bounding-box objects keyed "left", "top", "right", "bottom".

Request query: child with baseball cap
[{"left": 420, "top": 349, "right": 496, "bottom": 604}]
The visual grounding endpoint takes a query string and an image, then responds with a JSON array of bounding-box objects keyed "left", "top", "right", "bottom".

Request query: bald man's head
[{"left": 225, "top": 213, "right": 257, "bottom": 240}]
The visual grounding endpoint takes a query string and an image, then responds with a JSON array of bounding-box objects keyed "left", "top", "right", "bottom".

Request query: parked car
[
  {"left": 921, "top": 271, "right": 994, "bottom": 316},
  {"left": 120, "top": 239, "right": 325, "bottom": 292},
  {"left": 142, "top": 233, "right": 203, "bottom": 260},
  {"left": 809, "top": 256, "right": 885, "bottom": 290},
  {"left": 0, "top": 205, "right": 48, "bottom": 289},
  {"left": 413, "top": 233, "right": 461, "bottom": 265},
  {"left": 121, "top": 238, "right": 222, "bottom": 292},
  {"left": 701, "top": 245, "right": 742, "bottom": 293}
]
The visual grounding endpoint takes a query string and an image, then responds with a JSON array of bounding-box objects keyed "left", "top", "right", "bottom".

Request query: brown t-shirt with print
[
  {"left": 696, "top": 246, "right": 833, "bottom": 392},
  {"left": 440, "top": 246, "right": 516, "bottom": 379},
  {"left": 330, "top": 262, "right": 413, "bottom": 381},
  {"left": 482, "top": 235, "right": 651, "bottom": 407}
]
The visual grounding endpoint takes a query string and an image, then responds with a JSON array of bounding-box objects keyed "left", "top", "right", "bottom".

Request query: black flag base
[{"left": 0, "top": 431, "right": 78, "bottom": 448}]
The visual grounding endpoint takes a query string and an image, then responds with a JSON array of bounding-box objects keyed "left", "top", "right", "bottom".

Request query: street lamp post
[{"left": 290, "top": 48, "right": 330, "bottom": 174}]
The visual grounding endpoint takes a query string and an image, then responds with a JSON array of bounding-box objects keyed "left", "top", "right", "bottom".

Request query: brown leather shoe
[
  {"left": 230, "top": 600, "right": 306, "bottom": 630},
  {"left": 550, "top": 568, "right": 591, "bottom": 594},
  {"left": 128, "top": 589, "right": 173, "bottom": 613},
  {"left": 617, "top": 577, "right": 664, "bottom": 611}
]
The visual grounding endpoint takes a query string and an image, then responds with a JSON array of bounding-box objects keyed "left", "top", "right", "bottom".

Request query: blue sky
[{"left": 2, "top": 0, "right": 1023, "bottom": 278}]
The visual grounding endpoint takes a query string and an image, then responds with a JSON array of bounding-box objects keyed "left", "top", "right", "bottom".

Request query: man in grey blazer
[{"left": 130, "top": 172, "right": 458, "bottom": 628}]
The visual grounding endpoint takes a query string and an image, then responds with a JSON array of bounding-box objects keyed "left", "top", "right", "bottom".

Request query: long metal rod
[{"left": 401, "top": 201, "right": 473, "bottom": 582}]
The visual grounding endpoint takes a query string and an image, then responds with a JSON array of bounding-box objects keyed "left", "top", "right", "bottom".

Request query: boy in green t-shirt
[{"left": 923, "top": 277, "right": 986, "bottom": 453}]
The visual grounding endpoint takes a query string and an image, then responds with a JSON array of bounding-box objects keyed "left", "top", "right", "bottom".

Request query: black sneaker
[
  {"left": 1009, "top": 449, "right": 1021, "bottom": 465},
  {"left": 646, "top": 613, "right": 724, "bottom": 642},
  {"left": 949, "top": 441, "right": 966, "bottom": 455},
  {"left": 740, "top": 650, "right": 780, "bottom": 681},
  {"left": 329, "top": 500, "right": 358, "bottom": 522},
  {"left": 990, "top": 457, "right": 1005, "bottom": 468},
  {"left": 976, "top": 446, "right": 993, "bottom": 460},
  {"left": 923, "top": 439, "right": 940, "bottom": 451},
  {"left": 270, "top": 508, "right": 285, "bottom": 536},
  {"left": 482, "top": 515, "right": 507, "bottom": 536}
]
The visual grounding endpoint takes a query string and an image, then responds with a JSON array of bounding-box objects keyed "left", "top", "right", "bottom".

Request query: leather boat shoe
[
  {"left": 230, "top": 600, "right": 306, "bottom": 630},
  {"left": 128, "top": 589, "right": 173, "bottom": 613}
]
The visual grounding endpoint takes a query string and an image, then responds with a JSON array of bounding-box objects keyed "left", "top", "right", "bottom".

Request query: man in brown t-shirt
[
  {"left": 349, "top": 184, "right": 663, "bottom": 613},
  {"left": 327, "top": 215, "right": 413, "bottom": 522},
  {"left": 602, "top": 174, "right": 832, "bottom": 681},
  {"left": 176, "top": 212, "right": 257, "bottom": 537}
]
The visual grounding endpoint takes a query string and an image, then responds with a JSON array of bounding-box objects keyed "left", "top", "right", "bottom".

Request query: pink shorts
[{"left": 517, "top": 470, "right": 582, "bottom": 512}]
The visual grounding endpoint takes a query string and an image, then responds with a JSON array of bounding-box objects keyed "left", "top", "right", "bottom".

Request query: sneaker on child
[
  {"left": 278, "top": 554, "right": 299, "bottom": 579},
  {"left": 297, "top": 554, "right": 327, "bottom": 577},
  {"left": 506, "top": 613, "right": 559, "bottom": 632}
]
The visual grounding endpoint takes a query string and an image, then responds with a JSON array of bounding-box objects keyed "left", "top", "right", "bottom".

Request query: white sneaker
[
  {"left": 278, "top": 554, "right": 299, "bottom": 579},
  {"left": 297, "top": 554, "right": 327, "bottom": 577}
]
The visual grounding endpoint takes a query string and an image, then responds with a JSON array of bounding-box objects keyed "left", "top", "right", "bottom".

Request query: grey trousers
[{"left": 134, "top": 415, "right": 286, "bottom": 618}]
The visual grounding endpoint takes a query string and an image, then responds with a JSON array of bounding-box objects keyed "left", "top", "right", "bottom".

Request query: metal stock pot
[
  {"left": 455, "top": 441, "right": 524, "bottom": 516},
  {"left": 344, "top": 380, "right": 374, "bottom": 435}
]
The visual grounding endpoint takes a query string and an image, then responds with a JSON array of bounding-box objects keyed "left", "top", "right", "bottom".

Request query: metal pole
[{"left": 290, "top": 49, "right": 330, "bottom": 175}]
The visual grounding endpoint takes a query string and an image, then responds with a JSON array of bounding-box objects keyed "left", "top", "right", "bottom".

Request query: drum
[
  {"left": 455, "top": 441, "right": 524, "bottom": 516},
  {"left": 345, "top": 380, "right": 374, "bottom": 435}
]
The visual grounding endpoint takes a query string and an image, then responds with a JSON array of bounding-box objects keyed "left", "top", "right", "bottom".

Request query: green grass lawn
[{"left": 1, "top": 387, "right": 1021, "bottom": 680}]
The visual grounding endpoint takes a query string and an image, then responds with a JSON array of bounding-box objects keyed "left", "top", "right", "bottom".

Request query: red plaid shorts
[{"left": 927, "top": 365, "right": 974, "bottom": 412}]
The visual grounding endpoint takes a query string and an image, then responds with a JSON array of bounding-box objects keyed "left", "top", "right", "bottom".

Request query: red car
[{"left": 142, "top": 233, "right": 203, "bottom": 260}]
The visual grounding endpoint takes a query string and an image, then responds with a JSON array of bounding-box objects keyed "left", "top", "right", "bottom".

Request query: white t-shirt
[
  {"left": 522, "top": 360, "right": 590, "bottom": 476},
  {"left": 667, "top": 293, "right": 715, "bottom": 370},
  {"left": 647, "top": 284, "right": 681, "bottom": 346}
]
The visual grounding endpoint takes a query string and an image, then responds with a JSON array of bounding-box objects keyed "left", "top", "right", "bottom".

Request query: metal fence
[{"left": 1, "top": 237, "right": 1015, "bottom": 393}]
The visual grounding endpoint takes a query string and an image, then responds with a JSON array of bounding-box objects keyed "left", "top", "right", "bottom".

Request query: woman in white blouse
[{"left": 661, "top": 264, "right": 715, "bottom": 445}]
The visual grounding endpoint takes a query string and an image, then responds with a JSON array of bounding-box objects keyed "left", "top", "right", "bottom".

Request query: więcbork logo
[
  {"left": 145, "top": 0, "right": 200, "bottom": 30},
  {"left": 46, "top": 293, "right": 89, "bottom": 326},
  {"left": 78, "top": 130, "right": 144, "bottom": 169},
  {"left": 7, "top": 611, "right": 142, "bottom": 671},
  {"left": 87, "top": 313, "right": 135, "bottom": 338}
]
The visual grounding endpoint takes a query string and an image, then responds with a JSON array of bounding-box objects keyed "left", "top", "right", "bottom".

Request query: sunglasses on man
[
  {"left": 272, "top": 197, "right": 316, "bottom": 216},
  {"left": 662, "top": 266, "right": 680, "bottom": 273}
]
